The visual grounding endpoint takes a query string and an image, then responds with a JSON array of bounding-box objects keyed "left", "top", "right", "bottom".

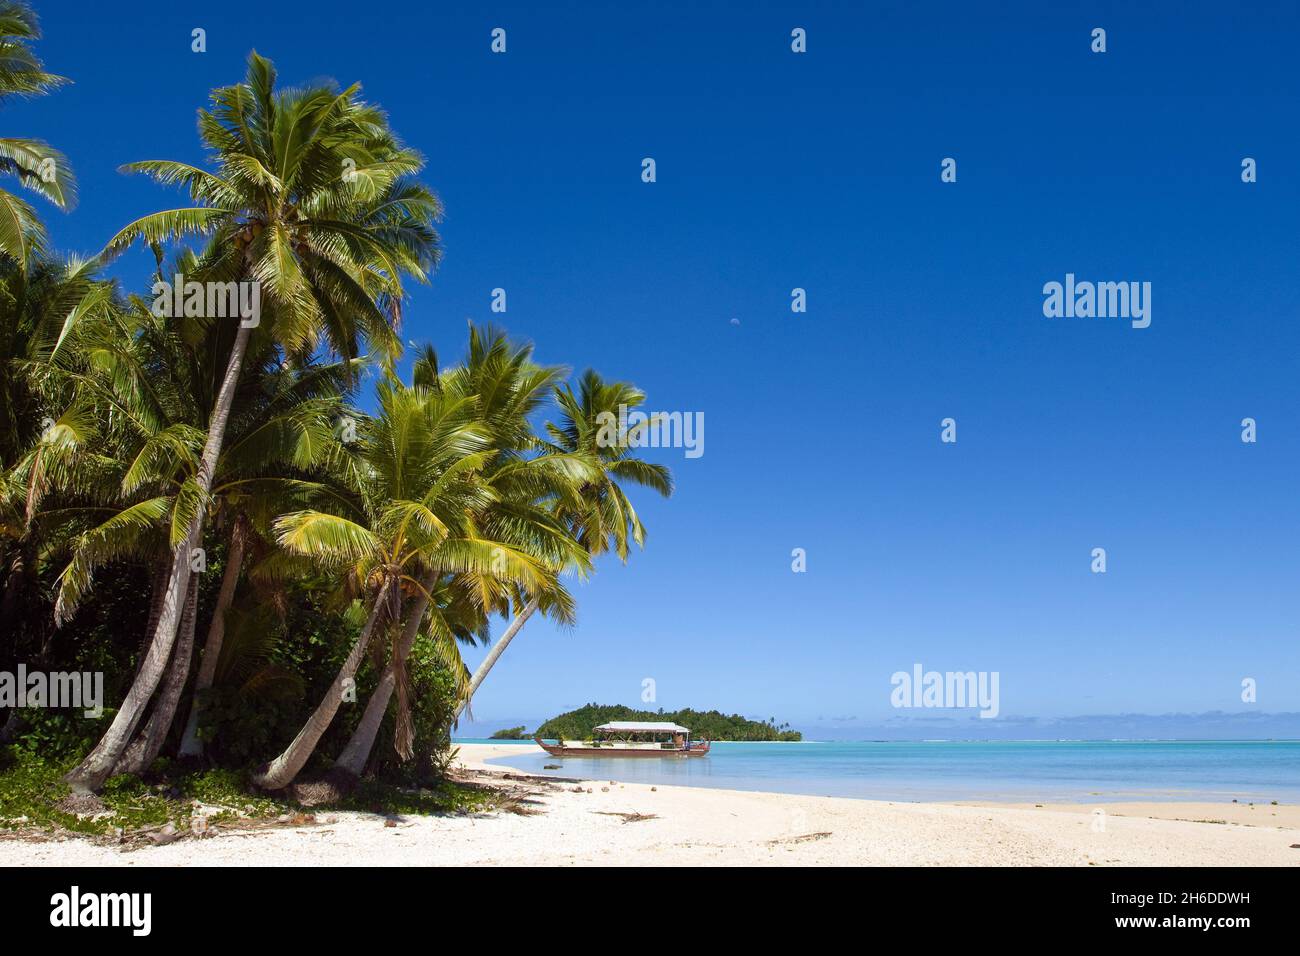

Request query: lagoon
[{"left": 460, "top": 739, "right": 1300, "bottom": 803}]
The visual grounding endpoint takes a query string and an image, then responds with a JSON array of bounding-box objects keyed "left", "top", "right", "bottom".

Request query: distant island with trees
[
  {"left": 489, "top": 726, "right": 529, "bottom": 739},
  {"left": 532, "top": 704, "right": 802, "bottom": 742}
]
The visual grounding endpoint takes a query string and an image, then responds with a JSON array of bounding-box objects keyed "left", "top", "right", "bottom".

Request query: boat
[{"left": 534, "top": 721, "right": 711, "bottom": 758}]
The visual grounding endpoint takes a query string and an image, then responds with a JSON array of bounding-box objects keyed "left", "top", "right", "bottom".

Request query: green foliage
[
  {"left": 365, "top": 634, "right": 460, "bottom": 785},
  {"left": 333, "top": 773, "right": 490, "bottom": 817},
  {"left": 0, "top": 748, "right": 494, "bottom": 836},
  {"left": 4, "top": 708, "right": 105, "bottom": 762},
  {"left": 0, "top": 559, "right": 153, "bottom": 758},
  {"left": 0, "top": 750, "right": 271, "bottom": 835},
  {"left": 489, "top": 725, "right": 528, "bottom": 739},
  {"left": 197, "top": 577, "right": 359, "bottom": 768},
  {"left": 0, "top": 37, "right": 675, "bottom": 815},
  {"left": 536, "top": 704, "right": 802, "bottom": 742},
  {"left": 0, "top": 1, "right": 76, "bottom": 265}
]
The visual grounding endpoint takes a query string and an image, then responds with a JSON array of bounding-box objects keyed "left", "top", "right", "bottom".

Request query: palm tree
[
  {"left": 330, "top": 573, "right": 483, "bottom": 780},
  {"left": 175, "top": 354, "right": 359, "bottom": 758},
  {"left": 330, "top": 330, "right": 591, "bottom": 780},
  {"left": 250, "top": 367, "right": 560, "bottom": 790},
  {"left": 0, "top": 255, "right": 112, "bottom": 738},
  {"left": 1, "top": 255, "right": 111, "bottom": 586},
  {"left": 0, "top": 1, "right": 76, "bottom": 266},
  {"left": 174, "top": 514, "right": 248, "bottom": 758},
  {"left": 66, "top": 53, "right": 440, "bottom": 791},
  {"left": 454, "top": 369, "right": 673, "bottom": 719},
  {"left": 50, "top": 289, "right": 354, "bottom": 773},
  {"left": 111, "top": 575, "right": 198, "bottom": 774}
]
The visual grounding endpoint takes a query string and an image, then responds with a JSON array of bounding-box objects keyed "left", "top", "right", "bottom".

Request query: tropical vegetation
[
  {"left": 0, "top": 3, "right": 674, "bottom": 827},
  {"left": 536, "top": 705, "right": 802, "bottom": 742}
]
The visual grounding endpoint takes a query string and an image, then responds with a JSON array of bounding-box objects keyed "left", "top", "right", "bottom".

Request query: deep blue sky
[{"left": 21, "top": 2, "right": 1300, "bottom": 733}]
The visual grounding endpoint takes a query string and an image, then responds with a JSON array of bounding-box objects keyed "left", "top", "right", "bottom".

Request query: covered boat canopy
[{"left": 595, "top": 721, "right": 690, "bottom": 734}]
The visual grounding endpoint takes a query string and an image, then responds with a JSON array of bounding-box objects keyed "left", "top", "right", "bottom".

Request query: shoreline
[
  {"left": 462, "top": 742, "right": 1300, "bottom": 826},
  {"left": 464, "top": 740, "right": 1299, "bottom": 808},
  {"left": 1, "top": 743, "right": 1296, "bottom": 866},
  {"left": 442, "top": 743, "right": 1300, "bottom": 865}
]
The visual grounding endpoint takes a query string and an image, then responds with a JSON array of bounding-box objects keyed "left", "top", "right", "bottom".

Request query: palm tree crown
[
  {"left": 0, "top": 1, "right": 75, "bottom": 265},
  {"left": 104, "top": 51, "right": 440, "bottom": 367}
]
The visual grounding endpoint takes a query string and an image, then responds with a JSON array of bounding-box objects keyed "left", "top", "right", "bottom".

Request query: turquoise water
[{"left": 456, "top": 739, "right": 1300, "bottom": 803}]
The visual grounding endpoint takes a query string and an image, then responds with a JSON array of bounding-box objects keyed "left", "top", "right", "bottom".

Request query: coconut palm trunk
[
  {"left": 66, "top": 323, "right": 252, "bottom": 791},
  {"left": 140, "top": 559, "right": 169, "bottom": 654},
  {"left": 453, "top": 597, "right": 539, "bottom": 720},
  {"left": 332, "top": 573, "right": 437, "bottom": 778},
  {"left": 178, "top": 531, "right": 245, "bottom": 758},
  {"left": 113, "top": 573, "right": 200, "bottom": 775},
  {"left": 129, "top": 556, "right": 172, "bottom": 681},
  {"left": 251, "top": 579, "right": 394, "bottom": 790}
]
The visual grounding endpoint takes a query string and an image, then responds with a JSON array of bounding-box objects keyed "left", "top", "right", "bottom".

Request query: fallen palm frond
[
  {"left": 766, "top": 831, "right": 832, "bottom": 846},
  {"left": 593, "top": 810, "right": 658, "bottom": 824}
]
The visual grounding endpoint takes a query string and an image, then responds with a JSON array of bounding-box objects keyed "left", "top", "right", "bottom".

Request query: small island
[
  {"left": 488, "top": 726, "right": 530, "bottom": 740},
  {"left": 534, "top": 704, "right": 802, "bottom": 742}
]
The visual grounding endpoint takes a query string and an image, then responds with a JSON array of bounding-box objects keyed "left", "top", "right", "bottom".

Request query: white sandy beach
[{"left": 2, "top": 743, "right": 1298, "bottom": 866}]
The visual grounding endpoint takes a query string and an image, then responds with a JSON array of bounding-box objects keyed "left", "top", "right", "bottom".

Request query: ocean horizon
[{"left": 458, "top": 739, "right": 1300, "bottom": 804}]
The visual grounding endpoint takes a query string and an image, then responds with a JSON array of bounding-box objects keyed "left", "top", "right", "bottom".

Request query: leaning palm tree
[
  {"left": 66, "top": 52, "right": 440, "bottom": 791},
  {"left": 329, "top": 573, "right": 484, "bottom": 781},
  {"left": 251, "top": 370, "right": 556, "bottom": 790},
  {"left": 330, "top": 332, "right": 592, "bottom": 779},
  {"left": 453, "top": 369, "right": 673, "bottom": 719},
  {"left": 0, "top": 1, "right": 75, "bottom": 265},
  {"left": 174, "top": 353, "right": 359, "bottom": 759},
  {"left": 119, "top": 391, "right": 348, "bottom": 774},
  {"left": 52, "top": 293, "right": 355, "bottom": 774}
]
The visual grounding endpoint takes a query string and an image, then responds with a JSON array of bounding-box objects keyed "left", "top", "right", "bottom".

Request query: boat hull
[{"left": 534, "top": 737, "right": 710, "bottom": 758}]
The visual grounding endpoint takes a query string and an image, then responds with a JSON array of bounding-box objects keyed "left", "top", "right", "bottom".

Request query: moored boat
[{"left": 535, "top": 721, "right": 710, "bottom": 757}]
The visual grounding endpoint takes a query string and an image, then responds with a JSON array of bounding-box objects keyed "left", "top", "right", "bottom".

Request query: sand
[{"left": 2, "top": 743, "right": 1297, "bottom": 866}]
